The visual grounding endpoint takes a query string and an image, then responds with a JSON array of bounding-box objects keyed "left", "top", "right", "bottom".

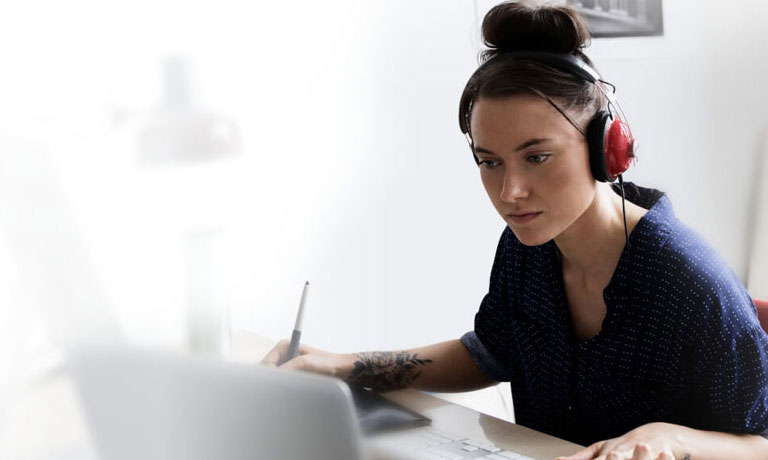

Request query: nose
[{"left": 500, "top": 166, "right": 529, "bottom": 203}]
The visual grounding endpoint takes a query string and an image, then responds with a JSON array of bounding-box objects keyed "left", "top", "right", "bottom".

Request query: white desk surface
[{"left": 378, "top": 389, "right": 583, "bottom": 459}]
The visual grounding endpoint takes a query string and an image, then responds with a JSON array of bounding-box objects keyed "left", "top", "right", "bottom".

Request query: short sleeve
[
  {"left": 461, "top": 331, "right": 511, "bottom": 382},
  {"left": 460, "top": 228, "right": 515, "bottom": 383}
]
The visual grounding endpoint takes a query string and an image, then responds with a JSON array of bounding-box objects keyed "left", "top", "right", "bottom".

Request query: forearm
[
  {"left": 668, "top": 423, "right": 768, "bottom": 460},
  {"left": 342, "top": 339, "right": 495, "bottom": 392}
]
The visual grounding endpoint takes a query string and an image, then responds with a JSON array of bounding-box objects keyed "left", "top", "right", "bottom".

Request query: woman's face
[{"left": 469, "top": 95, "right": 596, "bottom": 246}]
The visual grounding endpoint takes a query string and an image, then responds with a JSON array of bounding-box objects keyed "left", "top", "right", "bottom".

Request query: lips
[{"left": 506, "top": 211, "right": 542, "bottom": 224}]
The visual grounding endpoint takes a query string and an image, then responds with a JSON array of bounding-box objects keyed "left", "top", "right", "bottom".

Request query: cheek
[
  {"left": 549, "top": 163, "right": 586, "bottom": 191},
  {"left": 547, "top": 157, "right": 595, "bottom": 215},
  {"left": 552, "top": 145, "right": 592, "bottom": 185}
]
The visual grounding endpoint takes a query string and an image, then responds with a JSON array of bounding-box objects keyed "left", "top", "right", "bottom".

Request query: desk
[{"left": 373, "top": 389, "right": 583, "bottom": 460}]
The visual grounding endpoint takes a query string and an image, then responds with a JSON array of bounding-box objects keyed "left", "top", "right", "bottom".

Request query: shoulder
[
  {"left": 654, "top": 218, "right": 735, "bottom": 294},
  {"left": 618, "top": 185, "right": 755, "bottom": 330},
  {"left": 629, "top": 190, "right": 757, "bottom": 338},
  {"left": 624, "top": 184, "right": 742, "bottom": 300},
  {"left": 657, "top": 219, "right": 750, "bottom": 315}
]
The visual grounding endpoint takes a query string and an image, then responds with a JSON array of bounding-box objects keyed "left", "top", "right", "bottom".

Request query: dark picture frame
[{"left": 565, "top": 0, "right": 664, "bottom": 37}]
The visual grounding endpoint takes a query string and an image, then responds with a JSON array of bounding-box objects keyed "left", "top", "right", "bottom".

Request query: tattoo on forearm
[
  {"left": 682, "top": 455, "right": 691, "bottom": 460},
  {"left": 346, "top": 351, "right": 433, "bottom": 390}
]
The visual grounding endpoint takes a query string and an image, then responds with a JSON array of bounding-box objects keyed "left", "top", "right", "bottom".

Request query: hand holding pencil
[{"left": 260, "top": 281, "right": 356, "bottom": 379}]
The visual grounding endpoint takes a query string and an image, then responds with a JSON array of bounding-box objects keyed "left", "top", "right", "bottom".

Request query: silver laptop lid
[{"left": 67, "top": 346, "right": 364, "bottom": 460}]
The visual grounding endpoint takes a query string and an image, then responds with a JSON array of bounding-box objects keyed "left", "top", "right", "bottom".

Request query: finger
[
  {"left": 279, "top": 355, "right": 307, "bottom": 372},
  {"left": 654, "top": 449, "right": 674, "bottom": 460},
  {"left": 260, "top": 339, "right": 290, "bottom": 366},
  {"left": 630, "top": 443, "right": 653, "bottom": 460},
  {"left": 604, "top": 450, "right": 632, "bottom": 460},
  {"left": 297, "top": 343, "right": 319, "bottom": 356},
  {"left": 597, "top": 449, "right": 634, "bottom": 460},
  {"left": 556, "top": 441, "right": 604, "bottom": 460}
]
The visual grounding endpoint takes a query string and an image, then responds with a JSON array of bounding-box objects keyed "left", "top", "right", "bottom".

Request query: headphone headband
[{"left": 496, "top": 51, "right": 601, "bottom": 83}]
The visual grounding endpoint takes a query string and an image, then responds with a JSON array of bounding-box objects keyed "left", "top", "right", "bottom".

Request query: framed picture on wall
[{"left": 564, "top": 0, "right": 664, "bottom": 37}]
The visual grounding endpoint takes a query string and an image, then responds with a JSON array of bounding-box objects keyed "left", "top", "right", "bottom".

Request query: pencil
[{"left": 286, "top": 281, "right": 310, "bottom": 361}]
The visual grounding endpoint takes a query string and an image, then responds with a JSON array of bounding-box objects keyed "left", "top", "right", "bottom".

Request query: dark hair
[{"left": 458, "top": 1, "right": 605, "bottom": 138}]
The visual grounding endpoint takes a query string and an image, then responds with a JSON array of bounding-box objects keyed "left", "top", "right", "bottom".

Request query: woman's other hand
[{"left": 556, "top": 422, "right": 681, "bottom": 460}]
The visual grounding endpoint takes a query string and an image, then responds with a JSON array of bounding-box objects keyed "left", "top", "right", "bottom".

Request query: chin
[{"left": 507, "top": 226, "right": 555, "bottom": 247}]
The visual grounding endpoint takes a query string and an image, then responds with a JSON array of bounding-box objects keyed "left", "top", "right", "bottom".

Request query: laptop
[{"left": 67, "top": 346, "right": 365, "bottom": 460}]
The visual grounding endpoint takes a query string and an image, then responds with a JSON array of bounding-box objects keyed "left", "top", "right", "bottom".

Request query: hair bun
[{"left": 482, "top": 2, "right": 591, "bottom": 58}]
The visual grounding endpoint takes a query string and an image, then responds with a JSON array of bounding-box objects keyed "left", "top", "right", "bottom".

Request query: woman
[{"left": 262, "top": 3, "right": 768, "bottom": 459}]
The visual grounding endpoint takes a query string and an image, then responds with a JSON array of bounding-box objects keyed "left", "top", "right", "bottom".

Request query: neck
[{"left": 554, "top": 183, "right": 634, "bottom": 282}]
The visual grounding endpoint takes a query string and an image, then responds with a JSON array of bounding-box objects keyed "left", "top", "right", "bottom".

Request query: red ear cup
[
  {"left": 605, "top": 117, "right": 635, "bottom": 179},
  {"left": 587, "top": 111, "right": 635, "bottom": 182}
]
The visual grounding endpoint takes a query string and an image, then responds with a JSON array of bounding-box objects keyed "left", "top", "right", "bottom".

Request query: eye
[
  {"left": 527, "top": 153, "right": 550, "bottom": 164},
  {"left": 477, "top": 159, "right": 500, "bottom": 169}
]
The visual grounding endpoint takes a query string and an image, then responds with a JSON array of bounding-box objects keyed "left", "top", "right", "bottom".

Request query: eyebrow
[{"left": 474, "top": 138, "right": 552, "bottom": 156}]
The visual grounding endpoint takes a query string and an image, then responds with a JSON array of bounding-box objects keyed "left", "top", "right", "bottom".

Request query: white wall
[{"left": 1, "top": 0, "right": 767, "bottom": 381}]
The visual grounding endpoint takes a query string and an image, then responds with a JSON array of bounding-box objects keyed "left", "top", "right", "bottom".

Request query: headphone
[{"left": 472, "top": 51, "right": 636, "bottom": 183}]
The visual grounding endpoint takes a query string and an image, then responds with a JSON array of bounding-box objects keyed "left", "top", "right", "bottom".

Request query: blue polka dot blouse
[{"left": 460, "top": 183, "right": 768, "bottom": 446}]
